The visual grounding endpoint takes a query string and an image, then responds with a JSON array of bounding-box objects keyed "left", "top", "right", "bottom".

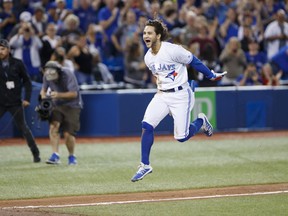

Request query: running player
[{"left": 131, "top": 19, "right": 227, "bottom": 182}]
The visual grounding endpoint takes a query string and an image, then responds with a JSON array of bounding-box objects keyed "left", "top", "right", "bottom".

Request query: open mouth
[{"left": 145, "top": 39, "right": 151, "bottom": 45}]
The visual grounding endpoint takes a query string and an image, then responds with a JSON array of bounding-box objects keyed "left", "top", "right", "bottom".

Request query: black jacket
[{"left": 0, "top": 56, "right": 32, "bottom": 106}]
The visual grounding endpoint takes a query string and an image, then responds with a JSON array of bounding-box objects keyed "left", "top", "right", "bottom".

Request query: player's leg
[
  {"left": 141, "top": 93, "right": 169, "bottom": 165},
  {"left": 131, "top": 93, "right": 169, "bottom": 182},
  {"left": 168, "top": 88, "right": 200, "bottom": 142}
]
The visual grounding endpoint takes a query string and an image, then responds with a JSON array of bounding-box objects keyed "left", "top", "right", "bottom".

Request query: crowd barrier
[{"left": 0, "top": 85, "right": 287, "bottom": 138}]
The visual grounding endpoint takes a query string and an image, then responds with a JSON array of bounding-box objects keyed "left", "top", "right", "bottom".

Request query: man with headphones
[
  {"left": 40, "top": 61, "right": 83, "bottom": 165},
  {"left": 0, "top": 39, "right": 41, "bottom": 162}
]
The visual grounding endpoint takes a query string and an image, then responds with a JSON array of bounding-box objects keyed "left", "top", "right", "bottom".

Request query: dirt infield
[
  {"left": 0, "top": 131, "right": 287, "bottom": 216},
  {"left": 1, "top": 130, "right": 288, "bottom": 145},
  {"left": 1, "top": 183, "right": 288, "bottom": 216}
]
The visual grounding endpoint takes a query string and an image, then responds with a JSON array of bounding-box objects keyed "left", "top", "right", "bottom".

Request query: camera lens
[
  {"left": 41, "top": 99, "right": 52, "bottom": 110},
  {"left": 43, "top": 101, "right": 50, "bottom": 108}
]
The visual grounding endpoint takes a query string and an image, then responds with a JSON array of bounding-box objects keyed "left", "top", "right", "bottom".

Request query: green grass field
[{"left": 0, "top": 135, "right": 287, "bottom": 215}]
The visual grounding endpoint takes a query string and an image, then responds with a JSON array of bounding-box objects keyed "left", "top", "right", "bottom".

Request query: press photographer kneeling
[{"left": 40, "top": 61, "right": 83, "bottom": 165}]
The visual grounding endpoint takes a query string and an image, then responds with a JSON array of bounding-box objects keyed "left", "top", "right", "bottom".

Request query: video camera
[{"left": 35, "top": 97, "right": 53, "bottom": 121}]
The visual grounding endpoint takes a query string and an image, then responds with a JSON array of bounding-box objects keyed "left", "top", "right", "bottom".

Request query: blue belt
[{"left": 160, "top": 86, "right": 183, "bottom": 92}]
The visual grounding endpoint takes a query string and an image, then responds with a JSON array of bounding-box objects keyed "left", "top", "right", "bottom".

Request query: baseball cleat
[
  {"left": 68, "top": 155, "right": 77, "bottom": 165},
  {"left": 198, "top": 113, "right": 213, "bottom": 137},
  {"left": 46, "top": 152, "right": 60, "bottom": 164},
  {"left": 131, "top": 162, "right": 153, "bottom": 182}
]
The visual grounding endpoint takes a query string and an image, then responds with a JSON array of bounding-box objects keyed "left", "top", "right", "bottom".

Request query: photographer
[
  {"left": 40, "top": 61, "right": 83, "bottom": 165},
  {"left": 0, "top": 39, "right": 41, "bottom": 163}
]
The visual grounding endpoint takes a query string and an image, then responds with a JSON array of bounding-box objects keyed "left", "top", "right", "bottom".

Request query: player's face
[
  {"left": 143, "top": 25, "right": 159, "bottom": 48},
  {"left": 0, "top": 46, "right": 9, "bottom": 60}
]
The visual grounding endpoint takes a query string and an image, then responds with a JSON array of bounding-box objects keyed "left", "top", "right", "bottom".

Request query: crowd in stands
[{"left": 0, "top": 0, "right": 288, "bottom": 88}]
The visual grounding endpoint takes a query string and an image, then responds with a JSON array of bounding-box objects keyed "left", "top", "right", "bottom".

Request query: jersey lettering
[{"left": 150, "top": 63, "right": 176, "bottom": 73}]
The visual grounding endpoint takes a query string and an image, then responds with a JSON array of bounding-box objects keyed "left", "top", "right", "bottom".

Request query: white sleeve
[{"left": 171, "top": 44, "right": 193, "bottom": 65}]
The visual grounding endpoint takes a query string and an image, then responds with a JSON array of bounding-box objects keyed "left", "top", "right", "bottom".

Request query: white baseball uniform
[{"left": 143, "top": 41, "right": 195, "bottom": 140}]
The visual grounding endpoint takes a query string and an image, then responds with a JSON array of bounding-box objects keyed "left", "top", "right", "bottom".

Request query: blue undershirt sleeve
[{"left": 189, "top": 56, "right": 214, "bottom": 79}]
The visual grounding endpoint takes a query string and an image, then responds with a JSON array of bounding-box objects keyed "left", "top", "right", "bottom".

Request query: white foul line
[{"left": 3, "top": 190, "right": 288, "bottom": 210}]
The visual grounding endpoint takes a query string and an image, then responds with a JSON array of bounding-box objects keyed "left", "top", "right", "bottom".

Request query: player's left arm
[
  {"left": 189, "top": 55, "right": 227, "bottom": 81},
  {"left": 173, "top": 44, "right": 227, "bottom": 81}
]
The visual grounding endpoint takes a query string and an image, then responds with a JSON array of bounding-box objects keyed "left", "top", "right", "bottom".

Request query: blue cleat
[
  {"left": 198, "top": 113, "right": 213, "bottom": 137},
  {"left": 68, "top": 155, "right": 77, "bottom": 165},
  {"left": 46, "top": 153, "right": 60, "bottom": 164},
  {"left": 131, "top": 163, "right": 153, "bottom": 182}
]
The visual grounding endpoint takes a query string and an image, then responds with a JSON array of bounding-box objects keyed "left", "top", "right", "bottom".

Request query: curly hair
[{"left": 145, "top": 19, "right": 169, "bottom": 41}]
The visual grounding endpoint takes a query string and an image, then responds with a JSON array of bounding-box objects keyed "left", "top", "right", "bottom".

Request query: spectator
[
  {"left": 189, "top": 17, "right": 218, "bottom": 62},
  {"left": 121, "top": 0, "right": 149, "bottom": 20},
  {"left": 46, "top": 2, "right": 59, "bottom": 24},
  {"left": 91, "top": 53, "right": 115, "bottom": 84},
  {"left": 50, "top": 46, "right": 74, "bottom": 73},
  {"left": 179, "top": 10, "right": 198, "bottom": 47},
  {"left": 219, "top": 37, "right": 247, "bottom": 86},
  {"left": 73, "top": 0, "right": 99, "bottom": 33},
  {"left": 31, "top": 6, "right": 47, "bottom": 38},
  {"left": 123, "top": 35, "right": 147, "bottom": 88},
  {"left": 40, "top": 23, "right": 62, "bottom": 67},
  {"left": 7, "top": 11, "right": 37, "bottom": 40},
  {"left": 203, "top": 0, "right": 229, "bottom": 24},
  {"left": 237, "top": 2, "right": 264, "bottom": 43},
  {"left": 98, "top": 0, "right": 122, "bottom": 81},
  {"left": 160, "top": 1, "right": 181, "bottom": 31},
  {"left": 264, "top": 9, "right": 288, "bottom": 60},
  {"left": 0, "top": 0, "right": 17, "bottom": 39},
  {"left": 9, "top": 21, "right": 43, "bottom": 82},
  {"left": 240, "top": 25, "right": 257, "bottom": 52},
  {"left": 235, "top": 63, "right": 262, "bottom": 86},
  {"left": 147, "top": 0, "right": 160, "bottom": 20},
  {"left": 262, "top": 45, "right": 288, "bottom": 85},
  {"left": 13, "top": 0, "right": 34, "bottom": 20},
  {"left": 59, "top": 13, "right": 83, "bottom": 52},
  {"left": 98, "top": 0, "right": 120, "bottom": 54},
  {"left": 245, "top": 39, "right": 267, "bottom": 73},
  {"left": 219, "top": 7, "right": 239, "bottom": 48},
  {"left": 55, "top": 0, "right": 72, "bottom": 28},
  {"left": 86, "top": 23, "right": 107, "bottom": 59},
  {"left": 67, "top": 34, "right": 94, "bottom": 85},
  {"left": 111, "top": 9, "right": 138, "bottom": 54},
  {"left": 259, "top": 0, "right": 283, "bottom": 27}
]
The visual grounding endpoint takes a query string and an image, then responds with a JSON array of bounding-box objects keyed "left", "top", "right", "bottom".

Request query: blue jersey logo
[{"left": 165, "top": 71, "right": 178, "bottom": 81}]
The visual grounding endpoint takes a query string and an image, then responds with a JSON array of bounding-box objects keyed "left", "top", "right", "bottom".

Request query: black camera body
[{"left": 35, "top": 97, "right": 53, "bottom": 121}]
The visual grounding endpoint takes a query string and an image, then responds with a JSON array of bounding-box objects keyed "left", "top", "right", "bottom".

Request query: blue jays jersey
[{"left": 144, "top": 42, "right": 193, "bottom": 90}]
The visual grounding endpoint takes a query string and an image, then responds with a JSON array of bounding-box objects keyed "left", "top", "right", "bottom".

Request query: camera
[
  {"left": 35, "top": 98, "right": 53, "bottom": 121},
  {"left": 24, "top": 28, "right": 30, "bottom": 33}
]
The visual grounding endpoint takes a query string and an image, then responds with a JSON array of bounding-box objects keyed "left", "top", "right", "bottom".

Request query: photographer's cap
[{"left": 0, "top": 39, "right": 10, "bottom": 49}]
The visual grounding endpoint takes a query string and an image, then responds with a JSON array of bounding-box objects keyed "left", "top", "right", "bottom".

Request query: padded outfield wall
[{"left": 0, "top": 86, "right": 287, "bottom": 138}]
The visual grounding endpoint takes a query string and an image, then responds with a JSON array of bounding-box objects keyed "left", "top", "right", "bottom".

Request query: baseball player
[{"left": 131, "top": 19, "right": 227, "bottom": 182}]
